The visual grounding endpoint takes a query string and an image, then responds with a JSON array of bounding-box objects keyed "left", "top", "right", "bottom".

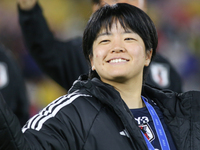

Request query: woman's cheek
[{"left": 131, "top": 45, "right": 145, "bottom": 57}]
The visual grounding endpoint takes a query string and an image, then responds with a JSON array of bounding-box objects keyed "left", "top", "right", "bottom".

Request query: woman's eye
[
  {"left": 125, "top": 38, "right": 135, "bottom": 41},
  {"left": 100, "top": 40, "right": 110, "bottom": 43}
]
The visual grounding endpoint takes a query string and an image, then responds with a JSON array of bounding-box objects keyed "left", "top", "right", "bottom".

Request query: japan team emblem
[
  {"left": 139, "top": 123, "right": 155, "bottom": 142},
  {"left": 149, "top": 63, "right": 170, "bottom": 88},
  {"left": 0, "top": 62, "right": 8, "bottom": 89}
]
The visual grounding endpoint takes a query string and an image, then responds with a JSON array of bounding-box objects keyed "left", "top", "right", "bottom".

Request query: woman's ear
[
  {"left": 89, "top": 55, "right": 95, "bottom": 70},
  {"left": 145, "top": 49, "right": 153, "bottom": 66}
]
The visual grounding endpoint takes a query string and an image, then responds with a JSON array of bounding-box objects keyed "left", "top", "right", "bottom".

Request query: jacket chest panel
[{"left": 83, "top": 107, "right": 133, "bottom": 150}]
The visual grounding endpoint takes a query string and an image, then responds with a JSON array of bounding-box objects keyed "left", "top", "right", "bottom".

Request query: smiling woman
[{"left": 1, "top": 3, "right": 200, "bottom": 150}]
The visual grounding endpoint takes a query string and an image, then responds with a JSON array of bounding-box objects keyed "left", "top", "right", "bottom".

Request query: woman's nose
[
  {"left": 111, "top": 48, "right": 125, "bottom": 53},
  {"left": 111, "top": 38, "right": 125, "bottom": 53}
]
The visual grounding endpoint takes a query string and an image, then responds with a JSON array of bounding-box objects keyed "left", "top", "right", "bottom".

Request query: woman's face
[{"left": 90, "top": 21, "right": 152, "bottom": 84}]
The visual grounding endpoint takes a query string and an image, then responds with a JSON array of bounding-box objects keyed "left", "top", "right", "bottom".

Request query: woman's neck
[
  {"left": 117, "top": 84, "right": 145, "bottom": 109},
  {"left": 104, "top": 77, "right": 145, "bottom": 109}
]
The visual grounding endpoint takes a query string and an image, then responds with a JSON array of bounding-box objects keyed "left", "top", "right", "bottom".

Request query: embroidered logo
[
  {"left": 149, "top": 63, "right": 170, "bottom": 88},
  {"left": 139, "top": 123, "right": 155, "bottom": 142},
  {"left": 0, "top": 62, "right": 8, "bottom": 89},
  {"left": 119, "top": 129, "right": 130, "bottom": 138}
]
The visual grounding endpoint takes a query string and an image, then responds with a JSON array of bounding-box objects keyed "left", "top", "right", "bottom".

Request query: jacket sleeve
[
  {"left": 18, "top": 3, "right": 89, "bottom": 91},
  {"left": 0, "top": 45, "right": 29, "bottom": 126},
  {"left": 0, "top": 93, "right": 81, "bottom": 150},
  {"left": 0, "top": 93, "right": 29, "bottom": 149}
]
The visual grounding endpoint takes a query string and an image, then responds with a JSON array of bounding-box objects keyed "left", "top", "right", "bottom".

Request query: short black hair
[{"left": 83, "top": 3, "right": 158, "bottom": 81}]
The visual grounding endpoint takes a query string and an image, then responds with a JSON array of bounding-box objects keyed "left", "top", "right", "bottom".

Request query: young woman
[{"left": 0, "top": 3, "right": 199, "bottom": 150}]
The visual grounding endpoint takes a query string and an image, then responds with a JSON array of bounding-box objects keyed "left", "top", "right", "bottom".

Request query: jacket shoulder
[{"left": 23, "top": 91, "right": 102, "bottom": 137}]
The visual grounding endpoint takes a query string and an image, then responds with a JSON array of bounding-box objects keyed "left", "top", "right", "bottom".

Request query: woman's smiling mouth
[{"left": 108, "top": 58, "right": 129, "bottom": 63}]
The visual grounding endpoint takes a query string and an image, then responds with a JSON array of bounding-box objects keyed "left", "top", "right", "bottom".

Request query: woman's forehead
[{"left": 98, "top": 21, "right": 131, "bottom": 34}]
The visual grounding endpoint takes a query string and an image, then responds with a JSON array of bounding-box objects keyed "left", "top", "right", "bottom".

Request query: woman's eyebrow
[
  {"left": 96, "top": 32, "right": 111, "bottom": 38},
  {"left": 96, "top": 29, "right": 134, "bottom": 38}
]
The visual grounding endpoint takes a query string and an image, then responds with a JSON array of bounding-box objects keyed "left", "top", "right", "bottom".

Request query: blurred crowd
[
  {"left": 148, "top": 0, "right": 200, "bottom": 91},
  {"left": 0, "top": 0, "right": 200, "bottom": 116}
]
